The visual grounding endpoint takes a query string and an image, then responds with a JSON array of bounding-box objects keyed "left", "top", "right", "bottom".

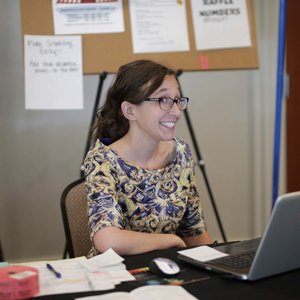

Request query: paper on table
[
  {"left": 178, "top": 246, "right": 228, "bottom": 262},
  {"left": 75, "top": 285, "right": 198, "bottom": 300},
  {"left": 15, "top": 249, "right": 135, "bottom": 296},
  {"left": 17, "top": 257, "right": 98, "bottom": 296},
  {"left": 86, "top": 269, "right": 135, "bottom": 288},
  {"left": 81, "top": 249, "right": 135, "bottom": 285},
  {"left": 76, "top": 293, "right": 133, "bottom": 300},
  {"left": 80, "top": 248, "right": 125, "bottom": 272}
]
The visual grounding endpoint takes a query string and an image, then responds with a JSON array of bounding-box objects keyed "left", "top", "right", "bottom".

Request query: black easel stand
[
  {"left": 176, "top": 70, "right": 227, "bottom": 242},
  {"left": 80, "top": 72, "right": 108, "bottom": 177}
]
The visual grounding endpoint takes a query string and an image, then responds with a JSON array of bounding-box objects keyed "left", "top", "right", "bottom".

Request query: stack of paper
[
  {"left": 75, "top": 285, "right": 198, "bottom": 300},
  {"left": 16, "top": 248, "right": 135, "bottom": 297}
]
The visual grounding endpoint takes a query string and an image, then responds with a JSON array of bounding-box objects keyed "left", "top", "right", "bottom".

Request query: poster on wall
[
  {"left": 52, "top": 0, "right": 124, "bottom": 35},
  {"left": 24, "top": 35, "right": 83, "bottom": 110},
  {"left": 129, "top": 0, "right": 190, "bottom": 53},
  {"left": 191, "top": 0, "right": 251, "bottom": 50}
]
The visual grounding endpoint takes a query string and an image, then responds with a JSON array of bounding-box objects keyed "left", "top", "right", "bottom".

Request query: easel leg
[
  {"left": 176, "top": 70, "right": 227, "bottom": 242},
  {"left": 80, "top": 72, "right": 108, "bottom": 177}
]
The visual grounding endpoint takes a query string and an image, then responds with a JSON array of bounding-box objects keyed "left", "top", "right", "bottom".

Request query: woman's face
[{"left": 132, "top": 75, "right": 182, "bottom": 143}]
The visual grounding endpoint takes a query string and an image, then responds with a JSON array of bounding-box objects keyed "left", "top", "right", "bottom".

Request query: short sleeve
[
  {"left": 176, "top": 145, "right": 207, "bottom": 237},
  {"left": 84, "top": 142, "right": 125, "bottom": 240}
]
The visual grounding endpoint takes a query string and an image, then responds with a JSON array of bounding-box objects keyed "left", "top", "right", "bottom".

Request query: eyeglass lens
[{"left": 159, "top": 97, "right": 188, "bottom": 111}]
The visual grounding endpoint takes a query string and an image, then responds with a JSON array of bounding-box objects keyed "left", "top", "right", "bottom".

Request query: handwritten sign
[
  {"left": 191, "top": 0, "right": 251, "bottom": 50},
  {"left": 24, "top": 35, "right": 83, "bottom": 110}
]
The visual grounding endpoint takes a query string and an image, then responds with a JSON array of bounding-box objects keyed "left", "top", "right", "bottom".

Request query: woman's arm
[
  {"left": 182, "top": 231, "right": 213, "bottom": 247},
  {"left": 93, "top": 226, "right": 187, "bottom": 255}
]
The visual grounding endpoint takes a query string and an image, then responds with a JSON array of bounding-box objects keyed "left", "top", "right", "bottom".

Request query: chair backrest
[{"left": 61, "top": 177, "right": 92, "bottom": 258}]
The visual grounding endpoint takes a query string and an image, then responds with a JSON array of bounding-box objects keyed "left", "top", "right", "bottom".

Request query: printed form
[{"left": 129, "top": 0, "right": 190, "bottom": 53}]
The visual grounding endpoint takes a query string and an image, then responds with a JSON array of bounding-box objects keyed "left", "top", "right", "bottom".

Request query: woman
[{"left": 84, "top": 59, "right": 213, "bottom": 256}]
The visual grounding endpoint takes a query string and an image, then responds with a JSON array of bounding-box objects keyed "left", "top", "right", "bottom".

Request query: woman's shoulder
[
  {"left": 173, "top": 137, "right": 192, "bottom": 155},
  {"left": 84, "top": 139, "right": 121, "bottom": 177},
  {"left": 172, "top": 137, "right": 193, "bottom": 169},
  {"left": 85, "top": 139, "right": 115, "bottom": 162}
]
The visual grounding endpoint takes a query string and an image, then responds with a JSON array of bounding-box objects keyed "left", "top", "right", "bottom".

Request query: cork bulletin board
[{"left": 20, "top": 0, "right": 259, "bottom": 74}]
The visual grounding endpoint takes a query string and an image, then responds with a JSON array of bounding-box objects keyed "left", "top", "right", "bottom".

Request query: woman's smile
[{"left": 159, "top": 121, "right": 176, "bottom": 129}]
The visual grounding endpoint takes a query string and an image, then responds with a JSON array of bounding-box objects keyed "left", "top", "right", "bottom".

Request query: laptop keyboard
[{"left": 210, "top": 250, "right": 256, "bottom": 269}]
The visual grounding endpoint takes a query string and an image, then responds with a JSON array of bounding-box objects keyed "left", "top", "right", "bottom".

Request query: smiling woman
[{"left": 83, "top": 60, "right": 213, "bottom": 257}]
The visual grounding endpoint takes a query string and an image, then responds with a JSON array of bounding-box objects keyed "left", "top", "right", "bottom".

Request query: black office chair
[{"left": 61, "top": 177, "right": 92, "bottom": 258}]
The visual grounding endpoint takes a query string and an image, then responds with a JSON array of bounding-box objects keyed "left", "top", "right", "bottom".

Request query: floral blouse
[{"left": 84, "top": 137, "right": 207, "bottom": 257}]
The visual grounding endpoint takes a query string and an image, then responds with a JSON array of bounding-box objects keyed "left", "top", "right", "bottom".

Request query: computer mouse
[{"left": 149, "top": 257, "right": 180, "bottom": 276}]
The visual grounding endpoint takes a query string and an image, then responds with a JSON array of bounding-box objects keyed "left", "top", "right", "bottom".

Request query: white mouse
[{"left": 149, "top": 257, "right": 180, "bottom": 276}]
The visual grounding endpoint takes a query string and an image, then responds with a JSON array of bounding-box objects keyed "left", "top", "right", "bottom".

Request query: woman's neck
[{"left": 110, "top": 134, "right": 174, "bottom": 169}]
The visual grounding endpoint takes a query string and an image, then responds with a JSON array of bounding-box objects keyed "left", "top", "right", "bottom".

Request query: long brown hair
[{"left": 91, "top": 60, "right": 176, "bottom": 143}]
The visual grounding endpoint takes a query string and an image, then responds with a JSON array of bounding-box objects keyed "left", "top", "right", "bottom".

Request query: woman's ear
[{"left": 121, "top": 101, "right": 136, "bottom": 120}]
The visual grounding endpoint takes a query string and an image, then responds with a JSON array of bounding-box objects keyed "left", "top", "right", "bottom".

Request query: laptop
[{"left": 178, "top": 191, "right": 300, "bottom": 280}]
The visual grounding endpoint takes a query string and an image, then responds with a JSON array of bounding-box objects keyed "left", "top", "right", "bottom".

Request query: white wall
[{"left": 0, "top": 0, "right": 284, "bottom": 262}]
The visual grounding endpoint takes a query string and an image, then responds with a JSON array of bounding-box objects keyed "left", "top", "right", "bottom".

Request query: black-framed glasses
[{"left": 144, "top": 97, "right": 189, "bottom": 111}]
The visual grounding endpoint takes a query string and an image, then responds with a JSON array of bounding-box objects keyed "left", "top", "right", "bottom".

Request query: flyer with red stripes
[{"left": 52, "top": 0, "right": 124, "bottom": 34}]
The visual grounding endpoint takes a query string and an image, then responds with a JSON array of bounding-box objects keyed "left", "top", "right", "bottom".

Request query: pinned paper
[
  {"left": 191, "top": 0, "right": 251, "bottom": 50},
  {"left": 24, "top": 35, "right": 83, "bottom": 110},
  {"left": 52, "top": 0, "right": 125, "bottom": 35},
  {"left": 129, "top": 0, "right": 190, "bottom": 53}
]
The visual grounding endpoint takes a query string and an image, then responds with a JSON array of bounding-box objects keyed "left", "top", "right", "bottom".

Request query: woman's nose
[{"left": 169, "top": 102, "right": 181, "bottom": 115}]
